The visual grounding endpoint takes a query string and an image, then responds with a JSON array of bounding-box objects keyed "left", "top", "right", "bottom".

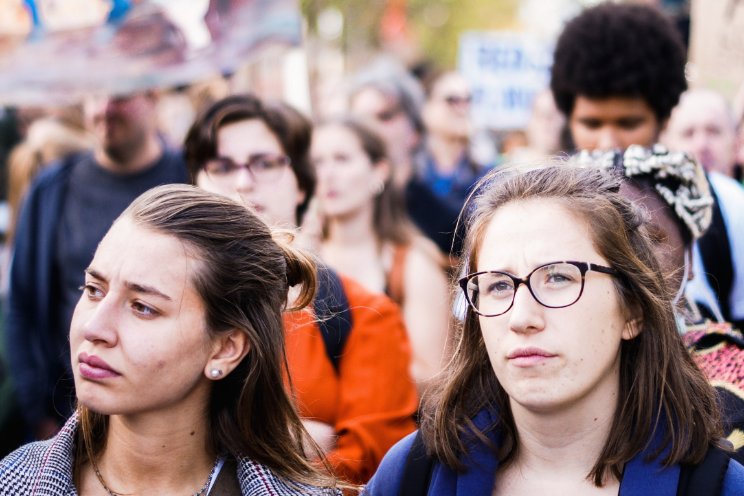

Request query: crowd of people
[{"left": 1, "top": 2, "right": 744, "bottom": 494}]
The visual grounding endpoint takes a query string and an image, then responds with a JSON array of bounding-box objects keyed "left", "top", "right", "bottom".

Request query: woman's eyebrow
[{"left": 124, "top": 281, "right": 172, "bottom": 301}]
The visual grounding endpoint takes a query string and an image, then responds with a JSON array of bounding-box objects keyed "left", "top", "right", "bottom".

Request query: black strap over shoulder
[
  {"left": 313, "top": 266, "right": 352, "bottom": 374},
  {"left": 400, "top": 431, "right": 434, "bottom": 496},
  {"left": 677, "top": 444, "right": 731, "bottom": 496}
]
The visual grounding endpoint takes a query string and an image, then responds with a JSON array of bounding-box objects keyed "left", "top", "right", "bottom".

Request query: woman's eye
[
  {"left": 132, "top": 301, "right": 158, "bottom": 317},
  {"left": 79, "top": 284, "right": 104, "bottom": 299}
]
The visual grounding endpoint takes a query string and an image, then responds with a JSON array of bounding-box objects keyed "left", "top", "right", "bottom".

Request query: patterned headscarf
[{"left": 572, "top": 144, "right": 714, "bottom": 240}]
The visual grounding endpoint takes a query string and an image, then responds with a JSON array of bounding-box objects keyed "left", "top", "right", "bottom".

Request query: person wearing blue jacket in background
[{"left": 365, "top": 164, "right": 744, "bottom": 495}]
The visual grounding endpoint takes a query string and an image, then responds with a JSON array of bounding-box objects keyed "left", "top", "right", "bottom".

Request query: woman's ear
[
  {"left": 204, "top": 330, "right": 250, "bottom": 380},
  {"left": 622, "top": 317, "right": 643, "bottom": 340},
  {"left": 375, "top": 159, "right": 392, "bottom": 184}
]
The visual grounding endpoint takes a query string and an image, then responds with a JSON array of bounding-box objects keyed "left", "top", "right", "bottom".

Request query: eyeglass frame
[
  {"left": 202, "top": 153, "right": 291, "bottom": 184},
  {"left": 459, "top": 260, "right": 619, "bottom": 317}
]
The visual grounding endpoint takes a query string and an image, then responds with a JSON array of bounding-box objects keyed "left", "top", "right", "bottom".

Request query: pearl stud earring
[{"left": 210, "top": 368, "right": 223, "bottom": 378}]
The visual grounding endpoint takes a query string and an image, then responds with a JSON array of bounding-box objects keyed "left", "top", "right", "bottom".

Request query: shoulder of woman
[
  {"left": 0, "top": 431, "right": 75, "bottom": 491},
  {"left": 235, "top": 457, "right": 340, "bottom": 495},
  {"left": 723, "top": 457, "right": 744, "bottom": 495},
  {"left": 363, "top": 431, "right": 419, "bottom": 495}
]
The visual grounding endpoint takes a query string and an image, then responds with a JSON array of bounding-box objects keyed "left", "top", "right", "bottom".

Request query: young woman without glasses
[
  {"left": 310, "top": 117, "right": 450, "bottom": 392},
  {"left": 0, "top": 184, "right": 342, "bottom": 494},
  {"left": 365, "top": 164, "right": 744, "bottom": 495}
]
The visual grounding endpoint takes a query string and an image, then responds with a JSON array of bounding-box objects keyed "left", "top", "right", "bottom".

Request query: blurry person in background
[
  {"left": 5, "top": 91, "right": 187, "bottom": 443},
  {"left": 664, "top": 89, "right": 742, "bottom": 180},
  {"left": 575, "top": 145, "right": 744, "bottom": 462},
  {"left": 415, "top": 71, "right": 485, "bottom": 255},
  {"left": 184, "top": 94, "right": 417, "bottom": 484},
  {"left": 5, "top": 117, "right": 93, "bottom": 245},
  {"left": 507, "top": 88, "right": 566, "bottom": 162},
  {"left": 311, "top": 117, "right": 450, "bottom": 392},
  {"left": 349, "top": 60, "right": 465, "bottom": 257},
  {"left": 550, "top": 1, "right": 744, "bottom": 329}
]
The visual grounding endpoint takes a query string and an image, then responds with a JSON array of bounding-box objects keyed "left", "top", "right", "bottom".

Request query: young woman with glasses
[
  {"left": 310, "top": 117, "right": 450, "bottom": 393},
  {"left": 184, "top": 95, "right": 417, "bottom": 485},
  {"left": 364, "top": 164, "right": 744, "bottom": 495}
]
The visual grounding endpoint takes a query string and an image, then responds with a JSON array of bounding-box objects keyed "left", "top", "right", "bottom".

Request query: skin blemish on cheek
[
  {"left": 190, "top": 430, "right": 195, "bottom": 436},
  {"left": 156, "top": 360, "right": 166, "bottom": 370}
]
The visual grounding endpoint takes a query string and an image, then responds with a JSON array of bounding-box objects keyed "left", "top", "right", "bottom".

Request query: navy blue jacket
[
  {"left": 364, "top": 410, "right": 744, "bottom": 495},
  {"left": 5, "top": 150, "right": 187, "bottom": 427}
]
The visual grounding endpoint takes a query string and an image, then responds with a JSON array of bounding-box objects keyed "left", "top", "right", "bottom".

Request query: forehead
[
  {"left": 431, "top": 73, "right": 469, "bottom": 98},
  {"left": 94, "top": 218, "right": 198, "bottom": 295},
  {"left": 572, "top": 95, "right": 656, "bottom": 120},
  {"left": 351, "top": 87, "right": 394, "bottom": 113},
  {"left": 217, "top": 119, "right": 284, "bottom": 157},
  {"left": 673, "top": 93, "right": 734, "bottom": 130},
  {"left": 620, "top": 181, "right": 687, "bottom": 245},
  {"left": 476, "top": 198, "right": 602, "bottom": 270}
]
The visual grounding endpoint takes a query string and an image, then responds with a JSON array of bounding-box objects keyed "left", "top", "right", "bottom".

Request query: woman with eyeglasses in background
[
  {"left": 365, "top": 164, "right": 744, "bottom": 495},
  {"left": 184, "top": 95, "right": 417, "bottom": 485},
  {"left": 310, "top": 117, "right": 450, "bottom": 393}
]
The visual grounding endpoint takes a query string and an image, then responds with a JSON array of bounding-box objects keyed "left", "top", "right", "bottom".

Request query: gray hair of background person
[{"left": 348, "top": 58, "right": 426, "bottom": 136}]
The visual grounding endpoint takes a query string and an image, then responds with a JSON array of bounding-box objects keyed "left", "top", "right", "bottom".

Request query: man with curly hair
[
  {"left": 551, "top": 2, "right": 744, "bottom": 460},
  {"left": 551, "top": 2, "right": 687, "bottom": 151},
  {"left": 551, "top": 2, "right": 744, "bottom": 330}
]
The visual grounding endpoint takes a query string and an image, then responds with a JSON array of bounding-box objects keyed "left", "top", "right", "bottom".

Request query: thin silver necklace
[{"left": 91, "top": 456, "right": 221, "bottom": 496}]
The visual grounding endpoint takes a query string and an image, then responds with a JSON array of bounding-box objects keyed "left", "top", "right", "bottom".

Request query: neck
[
  {"left": 427, "top": 134, "right": 467, "bottom": 174},
  {"left": 91, "top": 409, "right": 215, "bottom": 494},
  {"left": 325, "top": 203, "right": 378, "bottom": 247},
  {"left": 95, "top": 134, "right": 163, "bottom": 174},
  {"left": 508, "top": 373, "right": 620, "bottom": 481}
]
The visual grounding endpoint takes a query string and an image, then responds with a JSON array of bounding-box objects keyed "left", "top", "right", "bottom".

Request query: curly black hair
[{"left": 550, "top": 3, "right": 687, "bottom": 123}]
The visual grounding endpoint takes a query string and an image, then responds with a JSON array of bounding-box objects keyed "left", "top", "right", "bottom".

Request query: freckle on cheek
[{"left": 156, "top": 360, "right": 166, "bottom": 370}]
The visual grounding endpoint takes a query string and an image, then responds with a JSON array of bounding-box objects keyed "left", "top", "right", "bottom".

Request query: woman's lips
[
  {"left": 507, "top": 347, "right": 557, "bottom": 367},
  {"left": 78, "top": 352, "right": 121, "bottom": 380}
]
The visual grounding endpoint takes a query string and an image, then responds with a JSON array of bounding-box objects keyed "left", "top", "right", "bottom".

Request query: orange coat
[{"left": 284, "top": 275, "right": 418, "bottom": 484}]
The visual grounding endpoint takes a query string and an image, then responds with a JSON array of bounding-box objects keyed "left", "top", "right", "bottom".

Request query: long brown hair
[
  {"left": 75, "top": 184, "right": 339, "bottom": 490},
  {"left": 420, "top": 164, "right": 722, "bottom": 486}
]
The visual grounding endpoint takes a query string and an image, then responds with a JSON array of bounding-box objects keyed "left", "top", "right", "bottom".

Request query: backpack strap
[
  {"left": 677, "top": 444, "right": 731, "bottom": 496},
  {"left": 313, "top": 266, "right": 352, "bottom": 374},
  {"left": 399, "top": 431, "right": 434, "bottom": 496}
]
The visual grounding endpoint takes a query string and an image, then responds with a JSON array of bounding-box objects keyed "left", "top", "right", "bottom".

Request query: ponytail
[{"left": 271, "top": 228, "right": 318, "bottom": 311}]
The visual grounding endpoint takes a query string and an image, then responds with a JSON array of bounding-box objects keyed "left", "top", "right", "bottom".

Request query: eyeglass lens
[
  {"left": 466, "top": 262, "right": 584, "bottom": 316},
  {"left": 204, "top": 154, "right": 288, "bottom": 183}
]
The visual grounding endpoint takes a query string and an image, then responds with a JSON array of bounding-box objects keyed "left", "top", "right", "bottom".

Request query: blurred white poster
[
  {"left": 459, "top": 32, "right": 553, "bottom": 130},
  {"left": 689, "top": 0, "right": 744, "bottom": 99},
  {"left": 0, "top": 0, "right": 302, "bottom": 105}
]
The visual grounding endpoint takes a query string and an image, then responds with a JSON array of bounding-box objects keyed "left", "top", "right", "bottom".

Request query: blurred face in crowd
[
  {"left": 311, "top": 123, "right": 388, "bottom": 220},
  {"left": 569, "top": 96, "right": 659, "bottom": 151},
  {"left": 663, "top": 90, "right": 738, "bottom": 177},
  {"left": 474, "top": 198, "right": 631, "bottom": 415},
  {"left": 84, "top": 92, "right": 158, "bottom": 165},
  {"left": 527, "top": 89, "right": 565, "bottom": 154},
  {"left": 70, "top": 217, "right": 214, "bottom": 416},
  {"left": 422, "top": 72, "right": 472, "bottom": 141},
  {"left": 195, "top": 119, "right": 304, "bottom": 228},
  {"left": 619, "top": 182, "right": 687, "bottom": 299},
  {"left": 350, "top": 86, "right": 420, "bottom": 169}
]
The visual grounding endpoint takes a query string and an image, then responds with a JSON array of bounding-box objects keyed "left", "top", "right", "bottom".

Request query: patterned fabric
[
  {"left": 0, "top": 414, "right": 341, "bottom": 495},
  {"left": 683, "top": 322, "right": 744, "bottom": 463},
  {"left": 572, "top": 144, "right": 714, "bottom": 239}
]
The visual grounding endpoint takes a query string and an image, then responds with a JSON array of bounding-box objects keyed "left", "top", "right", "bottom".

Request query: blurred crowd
[{"left": 1, "top": 1, "right": 744, "bottom": 494}]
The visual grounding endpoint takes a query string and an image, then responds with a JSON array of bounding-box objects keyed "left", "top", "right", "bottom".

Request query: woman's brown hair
[
  {"left": 75, "top": 184, "right": 339, "bottom": 490},
  {"left": 419, "top": 164, "right": 722, "bottom": 486}
]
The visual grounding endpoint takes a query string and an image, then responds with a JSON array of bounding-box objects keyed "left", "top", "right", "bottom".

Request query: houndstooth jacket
[{"left": 0, "top": 413, "right": 341, "bottom": 495}]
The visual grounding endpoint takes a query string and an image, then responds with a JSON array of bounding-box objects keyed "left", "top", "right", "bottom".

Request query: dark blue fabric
[
  {"left": 4, "top": 149, "right": 187, "bottom": 429},
  {"left": 364, "top": 411, "right": 744, "bottom": 495}
]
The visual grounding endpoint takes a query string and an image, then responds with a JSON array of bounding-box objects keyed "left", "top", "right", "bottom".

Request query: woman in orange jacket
[{"left": 184, "top": 94, "right": 418, "bottom": 484}]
